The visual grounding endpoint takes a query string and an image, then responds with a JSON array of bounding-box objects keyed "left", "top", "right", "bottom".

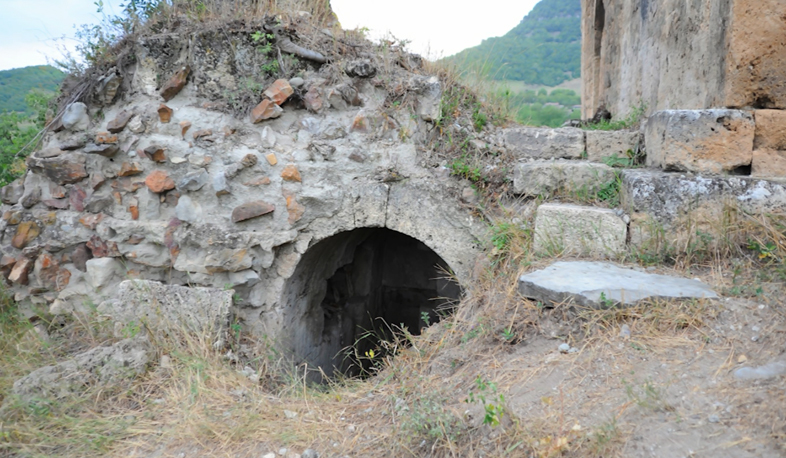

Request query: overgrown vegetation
[{"left": 2, "top": 192, "right": 785, "bottom": 457}]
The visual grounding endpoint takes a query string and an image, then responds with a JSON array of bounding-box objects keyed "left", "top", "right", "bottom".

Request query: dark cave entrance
[{"left": 281, "top": 228, "right": 462, "bottom": 380}]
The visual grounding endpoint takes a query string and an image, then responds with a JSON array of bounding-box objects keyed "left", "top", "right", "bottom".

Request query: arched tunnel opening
[{"left": 281, "top": 228, "right": 462, "bottom": 380}]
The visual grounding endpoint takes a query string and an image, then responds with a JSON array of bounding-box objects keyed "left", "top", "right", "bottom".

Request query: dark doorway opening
[
  {"left": 281, "top": 228, "right": 462, "bottom": 380},
  {"left": 594, "top": 0, "right": 606, "bottom": 59}
]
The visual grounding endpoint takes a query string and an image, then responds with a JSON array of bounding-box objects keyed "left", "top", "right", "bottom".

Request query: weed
[
  {"left": 396, "top": 389, "right": 462, "bottom": 446},
  {"left": 748, "top": 238, "right": 778, "bottom": 261},
  {"left": 583, "top": 101, "right": 648, "bottom": 131},
  {"left": 595, "top": 173, "right": 622, "bottom": 207},
  {"left": 490, "top": 222, "right": 516, "bottom": 253},
  {"left": 420, "top": 311, "right": 431, "bottom": 327},
  {"left": 461, "top": 323, "right": 485, "bottom": 343},
  {"left": 623, "top": 378, "right": 671, "bottom": 412},
  {"left": 472, "top": 102, "right": 488, "bottom": 131},
  {"left": 251, "top": 31, "right": 280, "bottom": 75},
  {"left": 465, "top": 376, "right": 505, "bottom": 427},
  {"left": 602, "top": 148, "right": 642, "bottom": 168},
  {"left": 586, "top": 418, "right": 622, "bottom": 456},
  {"left": 449, "top": 154, "right": 483, "bottom": 183},
  {"left": 501, "top": 327, "right": 515, "bottom": 341},
  {"left": 121, "top": 320, "right": 141, "bottom": 338},
  {"left": 598, "top": 292, "right": 615, "bottom": 309}
]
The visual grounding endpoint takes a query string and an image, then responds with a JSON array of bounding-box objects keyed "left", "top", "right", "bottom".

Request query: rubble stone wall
[{"left": 0, "top": 30, "right": 485, "bottom": 347}]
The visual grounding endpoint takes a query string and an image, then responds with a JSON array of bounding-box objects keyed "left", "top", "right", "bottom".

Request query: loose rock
[
  {"left": 251, "top": 99, "right": 283, "bottom": 123},
  {"left": 345, "top": 59, "right": 376, "bottom": 78},
  {"left": 107, "top": 110, "right": 134, "bottom": 133},
  {"left": 160, "top": 66, "right": 190, "bottom": 101},
  {"left": 734, "top": 360, "right": 786, "bottom": 381},
  {"left": 264, "top": 79, "right": 294, "bottom": 105}
]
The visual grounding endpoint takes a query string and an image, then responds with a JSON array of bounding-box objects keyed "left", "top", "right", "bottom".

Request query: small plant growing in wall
[
  {"left": 251, "top": 31, "right": 279, "bottom": 75},
  {"left": 465, "top": 376, "right": 506, "bottom": 427}
]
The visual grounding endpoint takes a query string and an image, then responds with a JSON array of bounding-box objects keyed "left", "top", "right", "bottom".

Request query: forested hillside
[
  {"left": 0, "top": 65, "right": 64, "bottom": 114},
  {"left": 449, "top": 0, "right": 581, "bottom": 86}
]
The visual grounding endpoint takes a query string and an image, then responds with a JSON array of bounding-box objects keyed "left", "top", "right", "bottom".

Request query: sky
[{"left": 0, "top": 0, "right": 539, "bottom": 71}]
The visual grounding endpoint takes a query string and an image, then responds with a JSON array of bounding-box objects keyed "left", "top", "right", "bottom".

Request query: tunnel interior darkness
[{"left": 281, "top": 228, "right": 462, "bottom": 379}]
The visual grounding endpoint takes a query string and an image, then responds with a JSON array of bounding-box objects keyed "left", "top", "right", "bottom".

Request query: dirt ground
[
  {"left": 103, "top": 263, "right": 785, "bottom": 458},
  {"left": 3, "top": 255, "right": 785, "bottom": 458}
]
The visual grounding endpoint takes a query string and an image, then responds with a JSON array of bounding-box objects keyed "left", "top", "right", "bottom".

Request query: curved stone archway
[
  {"left": 233, "top": 175, "right": 485, "bottom": 355},
  {"left": 285, "top": 177, "right": 485, "bottom": 285},
  {"left": 279, "top": 227, "right": 461, "bottom": 378}
]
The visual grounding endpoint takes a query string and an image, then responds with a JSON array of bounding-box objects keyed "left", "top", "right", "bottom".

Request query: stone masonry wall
[{"left": 581, "top": 0, "right": 786, "bottom": 119}]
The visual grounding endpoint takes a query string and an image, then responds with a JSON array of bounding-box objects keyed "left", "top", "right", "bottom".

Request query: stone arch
[
  {"left": 265, "top": 179, "right": 483, "bottom": 379},
  {"left": 290, "top": 179, "right": 483, "bottom": 285},
  {"left": 278, "top": 227, "right": 461, "bottom": 379}
]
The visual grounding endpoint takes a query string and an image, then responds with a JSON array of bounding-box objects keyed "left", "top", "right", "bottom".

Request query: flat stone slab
[{"left": 518, "top": 261, "right": 719, "bottom": 308}]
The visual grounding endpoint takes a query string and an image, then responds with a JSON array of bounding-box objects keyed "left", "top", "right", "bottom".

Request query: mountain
[
  {"left": 448, "top": 0, "right": 581, "bottom": 86},
  {"left": 0, "top": 65, "right": 65, "bottom": 114}
]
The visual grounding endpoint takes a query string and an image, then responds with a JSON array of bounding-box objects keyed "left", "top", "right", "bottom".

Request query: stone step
[
  {"left": 533, "top": 203, "right": 627, "bottom": 257},
  {"left": 501, "top": 126, "right": 641, "bottom": 163},
  {"left": 514, "top": 159, "right": 616, "bottom": 197},
  {"left": 620, "top": 168, "right": 786, "bottom": 226}
]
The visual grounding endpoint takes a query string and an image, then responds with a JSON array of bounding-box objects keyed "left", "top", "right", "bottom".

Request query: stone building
[{"left": 581, "top": 0, "right": 786, "bottom": 119}]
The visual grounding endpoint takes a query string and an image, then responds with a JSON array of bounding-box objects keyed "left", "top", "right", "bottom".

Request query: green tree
[
  {"left": 446, "top": 0, "right": 581, "bottom": 86},
  {"left": 0, "top": 66, "right": 64, "bottom": 113},
  {"left": 0, "top": 89, "right": 54, "bottom": 186}
]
